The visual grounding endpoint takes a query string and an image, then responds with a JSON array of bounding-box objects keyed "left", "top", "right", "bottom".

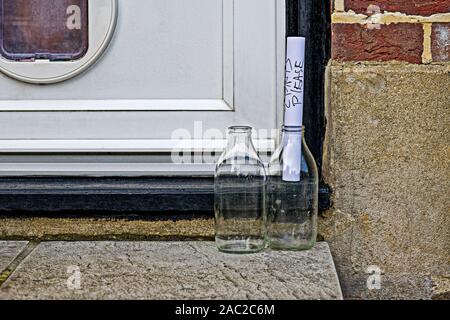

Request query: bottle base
[
  {"left": 268, "top": 239, "right": 316, "bottom": 251},
  {"left": 215, "top": 237, "right": 265, "bottom": 254}
]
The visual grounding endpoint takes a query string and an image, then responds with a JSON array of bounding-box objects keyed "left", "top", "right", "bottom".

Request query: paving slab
[
  {"left": 0, "top": 241, "right": 28, "bottom": 273},
  {"left": 0, "top": 241, "right": 342, "bottom": 300}
]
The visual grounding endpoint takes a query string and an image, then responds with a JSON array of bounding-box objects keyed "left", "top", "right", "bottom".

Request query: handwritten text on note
[{"left": 284, "top": 37, "right": 305, "bottom": 127}]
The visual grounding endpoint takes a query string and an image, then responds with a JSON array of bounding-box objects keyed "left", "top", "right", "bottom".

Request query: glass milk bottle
[
  {"left": 214, "top": 126, "right": 267, "bottom": 253},
  {"left": 267, "top": 126, "right": 318, "bottom": 250}
]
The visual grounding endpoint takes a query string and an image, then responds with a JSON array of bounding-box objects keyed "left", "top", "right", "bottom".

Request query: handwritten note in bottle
[
  {"left": 284, "top": 37, "right": 306, "bottom": 127},
  {"left": 282, "top": 37, "right": 306, "bottom": 181}
]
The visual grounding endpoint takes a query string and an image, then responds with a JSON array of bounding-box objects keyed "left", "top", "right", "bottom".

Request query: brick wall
[{"left": 331, "top": 0, "right": 450, "bottom": 63}]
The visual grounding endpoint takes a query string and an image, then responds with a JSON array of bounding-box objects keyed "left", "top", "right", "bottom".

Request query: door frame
[{"left": 0, "top": 0, "right": 332, "bottom": 213}]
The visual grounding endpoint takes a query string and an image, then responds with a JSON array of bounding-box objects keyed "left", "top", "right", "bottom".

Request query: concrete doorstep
[{"left": 0, "top": 241, "right": 343, "bottom": 300}]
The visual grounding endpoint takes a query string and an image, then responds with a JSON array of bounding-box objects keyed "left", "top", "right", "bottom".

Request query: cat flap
[{"left": 0, "top": 0, "right": 88, "bottom": 61}]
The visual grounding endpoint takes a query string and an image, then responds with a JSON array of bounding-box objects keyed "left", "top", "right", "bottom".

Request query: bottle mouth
[
  {"left": 228, "top": 126, "right": 252, "bottom": 133},
  {"left": 282, "top": 125, "right": 305, "bottom": 133}
]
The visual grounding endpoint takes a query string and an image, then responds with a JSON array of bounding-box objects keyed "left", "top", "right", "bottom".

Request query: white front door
[{"left": 0, "top": 0, "right": 286, "bottom": 175}]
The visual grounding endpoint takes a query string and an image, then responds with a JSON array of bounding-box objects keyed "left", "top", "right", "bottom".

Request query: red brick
[
  {"left": 432, "top": 23, "right": 450, "bottom": 62},
  {"left": 345, "top": 0, "right": 450, "bottom": 16},
  {"left": 332, "top": 23, "right": 424, "bottom": 64}
]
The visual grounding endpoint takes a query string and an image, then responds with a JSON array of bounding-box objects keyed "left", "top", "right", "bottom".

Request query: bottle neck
[
  {"left": 225, "top": 126, "right": 258, "bottom": 157},
  {"left": 280, "top": 126, "right": 305, "bottom": 146},
  {"left": 227, "top": 132, "right": 252, "bottom": 147},
  {"left": 226, "top": 126, "right": 253, "bottom": 148}
]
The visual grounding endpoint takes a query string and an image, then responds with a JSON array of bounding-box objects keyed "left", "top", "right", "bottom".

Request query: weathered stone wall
[
  {"left": 320, "top": 62, "right": 450, "bottom": 299},
  {"left": 324, "top": 0, "right": 450, "bottom": 300}
]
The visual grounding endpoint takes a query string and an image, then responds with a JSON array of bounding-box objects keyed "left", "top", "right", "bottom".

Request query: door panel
[{"left": 0, "top": 0, "right": 285, "bottom": 175}]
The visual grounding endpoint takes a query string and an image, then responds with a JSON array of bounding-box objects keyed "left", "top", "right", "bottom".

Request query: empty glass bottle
[
  {"left": 214, "top": 126, "right": 267, "bottom": 253},
  {"left": 267, "top": 126, "right": 318, "bottom": 250}
]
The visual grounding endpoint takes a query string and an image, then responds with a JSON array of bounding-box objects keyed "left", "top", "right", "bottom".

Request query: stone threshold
[
  {"left": 0, "top": 241, "right": 343, "bottom": 300},
  {"left": 0, "top": 216, "right": 215, "bottom": 241}
]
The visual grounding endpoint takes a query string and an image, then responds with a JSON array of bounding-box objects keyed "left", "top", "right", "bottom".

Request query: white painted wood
[
  {"left": 223, "top": 0, "right": 234, "bottom": 107},
  {"left": 0, "top": 0, "right": 282, "bottom": 135},
  {"left": 0, "top": 163, "right": 217, "bottom": 177},
  {"left": 0, "top": 139, "right": 275, "bottom": 153},
  {"left": 276, "top": 0, "right": 286, "bottom": 127},
  {"left": 0, "top": 0, "right": 286, "bottom": 175},
  {"left": 0, "top": 138, "right": 275, "bottom": 176},
  {"left": 0, "top": 150, "right": 273, "bottom": 176},
  {"left": 0, "top": 0, "right": 229, "bottom": 110},
  {"left": 0, "top": 99, "right": 232, "bottom": 111}
]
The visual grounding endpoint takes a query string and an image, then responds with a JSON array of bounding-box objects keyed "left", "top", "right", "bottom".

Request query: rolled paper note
[
  {"left": 282, "top": 134, "right": 302, "bottom": 182},
  {"left": 284, "top": 37, "right": 305, "bottom": 127},
  {"left": 282, "top": 37, "right": 306, "bottom": 182}
]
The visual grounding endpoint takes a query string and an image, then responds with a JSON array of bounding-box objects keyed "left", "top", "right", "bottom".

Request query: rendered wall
[{"left": 322, "top": 0, "right": 450, "bottom": 299}]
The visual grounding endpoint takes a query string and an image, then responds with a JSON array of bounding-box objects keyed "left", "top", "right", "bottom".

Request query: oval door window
[{"left": 0, "top": 0, "right": 117, "bottom": 84}]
